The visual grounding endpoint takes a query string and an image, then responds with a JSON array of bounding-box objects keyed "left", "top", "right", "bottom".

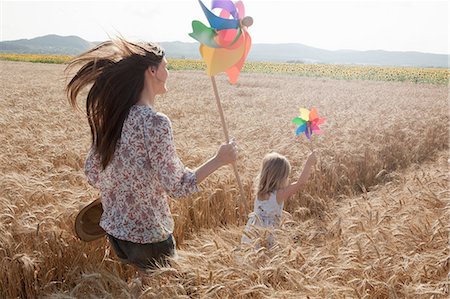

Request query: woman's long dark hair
[{"left": 66, "top": 38, "right": 164, "bottom": 169}]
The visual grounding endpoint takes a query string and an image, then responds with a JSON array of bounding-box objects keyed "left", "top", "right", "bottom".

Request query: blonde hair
[{"left": 256, "top": 152, "right": 291, "bottom": 198}]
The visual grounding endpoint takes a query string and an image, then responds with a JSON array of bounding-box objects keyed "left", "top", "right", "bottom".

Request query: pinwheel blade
[
  {"left": 309, "top": 107, "right": 318, "bottom": 121},
  {"left": 312, "top": 117, "right": 326, "bottom": 126},
  {"left": 299, "top": 108, "right": 310, "bottom": 122},
  {"left": 199, "top": 0, "right": 239, "bottom": 30},
  {"left": 200, "top": 40, "right": 246, "bottom": 76},
  {"left": 217, "top": 28, "right": 242, "bottom": 48},
  {"left": 235, "top": 0, "right": 245, "bottom": 18},
  {"left": 305, "top": 125, "right": 312, "bottom": 139},
  {"left": 317, "top": 117, "right": 326, "bottom": 125},
  {"left": 225, "top": 31, "right": 251, "bottom": 83},
  {"left": 296, "top": 123, "right": 307, "bottom": 136},
  {"left": 311, "top": 124, "right": 323, "bottom": 134},
  {"left": 211, "top": 0, "right": 238, "bottom": 19},
  {"left": 292, "top": 116, "right": 306, "bottom": 126},
  {"left": 189, "top": 20, "right": 220, "bottom": 48}
]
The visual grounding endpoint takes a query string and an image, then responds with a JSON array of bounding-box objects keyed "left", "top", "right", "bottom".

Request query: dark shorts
[{"left": 107, "top": 234, "right": 176, "bottom": 270}]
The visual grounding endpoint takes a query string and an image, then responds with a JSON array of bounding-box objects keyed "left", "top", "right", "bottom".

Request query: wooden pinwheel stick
[
  {"left": 210, "top": 76, "right": 248, "bottom": 214},
  {"left": 308, "top": 124, "right": 315, "bottom": 152}
]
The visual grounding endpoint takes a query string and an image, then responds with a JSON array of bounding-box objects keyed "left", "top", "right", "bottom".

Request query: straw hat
[{"left": 74, "top": 198, "right": 106, "bottom": 242}]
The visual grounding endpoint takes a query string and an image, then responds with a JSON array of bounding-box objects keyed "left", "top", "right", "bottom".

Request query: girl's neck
[
  {"left": 258, "top": 191, "right": 272, "bottom": 201},
  {"left": 137, "top": 83, "right": 155, "bottom": 106}
]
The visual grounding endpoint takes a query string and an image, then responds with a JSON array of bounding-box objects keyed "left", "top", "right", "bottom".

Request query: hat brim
[{"left": 74, "top": 198, "right": 106, "bottom": 242}]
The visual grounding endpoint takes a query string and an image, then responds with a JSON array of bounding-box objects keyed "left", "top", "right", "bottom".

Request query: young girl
[
  {"left": 241, "top": 151, "right": 317, "bottom": 248},
  {"left": 66, "top": 38, "right": 238, "bottom": 270}
]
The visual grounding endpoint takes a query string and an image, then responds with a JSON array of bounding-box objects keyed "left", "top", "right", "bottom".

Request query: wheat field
[{"left": 0, "top": 60, "right": 448, "bottom": 298}]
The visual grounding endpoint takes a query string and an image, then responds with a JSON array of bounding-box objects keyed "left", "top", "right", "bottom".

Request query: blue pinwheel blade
[
  {"left": 295, "top": 123, "right": 307, "bottom": 136},
  {"left": 199, "top": 0, "right": 239, "bottom": 30}
]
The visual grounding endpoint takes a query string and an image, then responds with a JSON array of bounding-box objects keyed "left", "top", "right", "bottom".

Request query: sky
[{"left": 1, "top": 0, "right": 448, "bottom": 54}]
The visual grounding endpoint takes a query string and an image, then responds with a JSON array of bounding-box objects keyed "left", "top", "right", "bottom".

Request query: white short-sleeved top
[
  {"left": 245, "top": 191, "right": 284, "bottom": 229},
  {"left": 84, "top": 104, "right": 199, "bottom": 244}
]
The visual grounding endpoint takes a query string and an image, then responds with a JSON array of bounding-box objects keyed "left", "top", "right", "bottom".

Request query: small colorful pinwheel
[
  {"left": 292, "top": 107, "right": 326, "bottom": 140},
  {"left": 189, "top": 0, "right": 253, "bottom": 84}
]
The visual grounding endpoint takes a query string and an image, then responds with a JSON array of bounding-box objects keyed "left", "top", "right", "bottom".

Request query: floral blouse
[{"left": 85, "top": 105, "right": 199, "bottom": 244}]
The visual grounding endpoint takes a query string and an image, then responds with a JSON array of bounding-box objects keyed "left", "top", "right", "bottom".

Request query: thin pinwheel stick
[
  {"left": 210, "top": 76, "right": 248, "bottom": 215},
  {"left": 308, "top": 125, "right": 315, "bottom": 152}
]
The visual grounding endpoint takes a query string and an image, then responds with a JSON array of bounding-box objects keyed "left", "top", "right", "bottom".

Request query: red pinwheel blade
[
  {"left": 225, "top": 31, "right": 251, "bottom": 84},
  {"left": 217, "top": 28, "right": 242, "bottom": 48},
  {"left": 312, "top": 117, "right": 326, "bottom": 126}
]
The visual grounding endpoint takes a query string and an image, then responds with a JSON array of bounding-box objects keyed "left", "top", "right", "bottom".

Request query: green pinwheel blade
[
  {"left": 292, "top": 117, "right": 306, "bottom": 126},
  {"left": 189, "top": 20, "right": 220, "bottom": 48}
]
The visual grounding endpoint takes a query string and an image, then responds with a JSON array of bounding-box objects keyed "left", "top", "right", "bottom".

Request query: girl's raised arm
[{"left": 277, "top": 152, "right": 317, "bottom": 203}]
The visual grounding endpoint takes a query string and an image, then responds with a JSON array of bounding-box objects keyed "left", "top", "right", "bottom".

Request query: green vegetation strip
[{"left": 1, "top": 54, "right": 448, "bottom": 85}]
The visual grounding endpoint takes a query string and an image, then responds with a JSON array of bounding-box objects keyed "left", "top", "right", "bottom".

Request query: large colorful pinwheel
[
  {"left": 292, "top": 107, "right": 326, "bottom": 140},
  {"left": 189, "top": 0, "right": 253, "bottom": 84},
  {"left": 189, "top": 0, "right": 253, "bottom": 212}
]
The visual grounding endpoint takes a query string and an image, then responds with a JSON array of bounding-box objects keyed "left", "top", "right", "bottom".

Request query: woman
[{"left": 66, "top": 38, "right": 237, "bottom": 270}]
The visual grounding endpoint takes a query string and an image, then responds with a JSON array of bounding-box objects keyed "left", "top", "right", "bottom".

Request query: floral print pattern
[
  {"left": 241, "top": 191, "right": 284, "bottom": 247},
  {"left": 85, "top": 105, "right": 199, "bottom": 244}
]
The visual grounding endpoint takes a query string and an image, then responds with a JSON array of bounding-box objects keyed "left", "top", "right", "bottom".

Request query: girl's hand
[{"left": 215, "top": 138, "right": 238, "bottom": 166}]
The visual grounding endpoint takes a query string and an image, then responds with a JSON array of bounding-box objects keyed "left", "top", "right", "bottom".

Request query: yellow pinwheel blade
[
  {"left": 199, "top": 40, "right": 246, "bottom": 76},
  {"left": 299, "top": 108, "right": 310, "bottom": 121}
]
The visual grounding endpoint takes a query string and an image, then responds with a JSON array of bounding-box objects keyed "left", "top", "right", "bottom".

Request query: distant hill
[
  {"left": 0, "top": 34, "right": 95, "bottom": 55},
  {"left": 160, "top": 42, "right": 449, "bottom": 68},
  {"left": 1, "top": 34, "right": 448, "bottom": 68}
]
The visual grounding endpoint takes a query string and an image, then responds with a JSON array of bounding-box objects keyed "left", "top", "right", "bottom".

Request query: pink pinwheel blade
[
  {"left": 235, "top": 0, "right": 245, "bottom": 18},
  {"left": 311, "top": 124, "right": 323, "bottom": 134},
  {"left": 219, "top": 7, "right": 230, "bottom": 18},
  {"left": 313, "top": 129, "right": 323, "bottom": 134}
]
